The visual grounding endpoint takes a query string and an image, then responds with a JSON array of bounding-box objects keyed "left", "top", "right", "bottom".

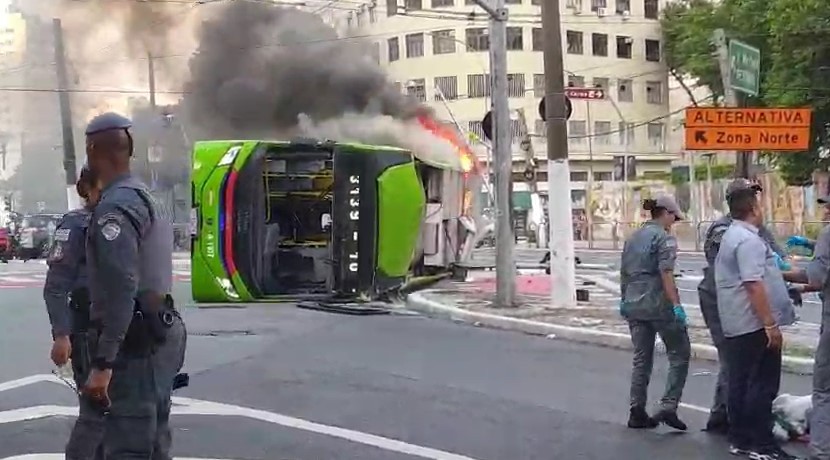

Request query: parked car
[
  {"left": 0, "top": 227, "right": 11, "bottom": 263},
  {"left": 18, "top": 214, "right": 62, "bottom": 260}
]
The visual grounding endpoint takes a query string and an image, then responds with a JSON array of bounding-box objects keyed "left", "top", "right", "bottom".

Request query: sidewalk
[{"left": 406, "top": 273, "right": 817, "bottom": 375}]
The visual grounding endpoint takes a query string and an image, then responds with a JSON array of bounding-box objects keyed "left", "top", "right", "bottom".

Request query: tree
[
  {"left": 661, "top": 0, "right": 830, "bottom": 185},
  {"left": 5, "top": 141, "right": 67, "bottom": 213}
]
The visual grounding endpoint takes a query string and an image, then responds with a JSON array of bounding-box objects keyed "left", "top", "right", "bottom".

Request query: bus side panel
[{"left": 376, "top": 163, "right": 425, "bottom": 279}]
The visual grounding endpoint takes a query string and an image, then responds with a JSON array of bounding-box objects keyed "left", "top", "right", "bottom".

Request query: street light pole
[{"left": 471, "top": 0, "right": 514, "bottom": 307}]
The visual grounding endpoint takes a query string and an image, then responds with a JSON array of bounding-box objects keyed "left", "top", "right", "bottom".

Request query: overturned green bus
[{"left": 190, "top": 139, "right": 477, "bottom": 303}]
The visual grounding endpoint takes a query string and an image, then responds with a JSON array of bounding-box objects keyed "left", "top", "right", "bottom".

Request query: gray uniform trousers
[
  {"left": 698, "top": 284, "right": 729, "bottom": 416},
  {"left": 66, "top": 333, "right": 105, "bottom": 460},
  {"left": 628, "top": 318, "right": 691, "bottom": 411},
  {"left": 100, "top": 316, "right": 187, "bottom": 460},
  {"left": 811, "top": 309, "right": 830, "bottom": 459}
]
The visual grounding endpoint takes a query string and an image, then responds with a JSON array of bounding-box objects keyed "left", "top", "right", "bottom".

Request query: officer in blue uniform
[
  {"left": 44, "top": 165, "right": 104, "bottom": 459},
  {"left": 82, "top": 112, "right": 187, "bottom": 458}
]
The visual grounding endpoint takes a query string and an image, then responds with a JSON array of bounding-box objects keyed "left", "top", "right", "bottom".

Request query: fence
[{"left": 570, "top": 220, "right": 830, "bottom": 252}]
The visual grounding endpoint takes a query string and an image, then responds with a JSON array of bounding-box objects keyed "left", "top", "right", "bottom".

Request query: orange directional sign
[{"left": 684, "top": 107, "right": 812, "bottom": 151}]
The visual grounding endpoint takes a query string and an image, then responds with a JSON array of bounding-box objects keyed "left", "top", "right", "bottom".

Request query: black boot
[
  {"left": 627, "top": 406, "right": 659, "bottom": 429},
  {"left": 704, "top": 411, "right": 729, "bottom": 434},
  {"left": 653, "top": 409, "right": 688, "bottom": 431}
]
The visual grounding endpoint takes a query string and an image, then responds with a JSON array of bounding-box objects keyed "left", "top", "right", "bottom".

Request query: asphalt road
[{"left": 0, "top": 260, "right": 813, "bottom": 459}]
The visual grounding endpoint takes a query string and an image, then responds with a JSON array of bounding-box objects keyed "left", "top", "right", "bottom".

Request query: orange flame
[{"left": 416, "top": 115, "right": 476, "bottom": 173}]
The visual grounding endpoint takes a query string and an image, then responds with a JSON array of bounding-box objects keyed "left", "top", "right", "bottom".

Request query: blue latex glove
[
  {"left": 673, "top": 305, "right": 688, "bottom": 325},
  {"left": 787, "top": 235, "right": 815, "bottom": 250},
  {"left": 774, "top": 253, "right": 792, "bottom": 271}
]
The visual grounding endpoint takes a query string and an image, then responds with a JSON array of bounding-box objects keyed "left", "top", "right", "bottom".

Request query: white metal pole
[{"left": 586, "top": 101, "right": 594, "bottom": 248}]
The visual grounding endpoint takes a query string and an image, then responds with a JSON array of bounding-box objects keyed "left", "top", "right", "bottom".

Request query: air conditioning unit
[
  {"left": 572, "top": 8, "right": 582, "bottom": 15},
  {"left": 624, "top": 37, "right": 633, "bottom": 44},
  {"left": 597, "top": 7, "right": 607, "bottom": 17},
  {"left": 622, "top": 10, "right": 631, "bottom": 20}
]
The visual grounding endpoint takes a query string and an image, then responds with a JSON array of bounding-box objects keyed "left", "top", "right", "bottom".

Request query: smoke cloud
[{"left": 58, "top": 0, "right": 464, "bottom": 168}]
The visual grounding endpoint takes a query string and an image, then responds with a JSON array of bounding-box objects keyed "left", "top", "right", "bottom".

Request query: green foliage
[
  {"left": 662, "top": 0, "right": 830, "bottom": 186},
  {"left": 669, "top": 162, "right": 734, "bottom": 185}
]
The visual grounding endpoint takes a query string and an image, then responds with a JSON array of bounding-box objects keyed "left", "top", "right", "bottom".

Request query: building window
[
  {"left": 647, "top": 122, "right": 664, "bottom": 148},
  {"left": 616, "top": 36, "right": 633, "bottom": 59},
  {"left": 593, "top": 77, "right": 609, "bottom": 90},
  {"left": 644, "top": 0, "right": 659, "bottom": 19},
  {"left": 569, "top": 120, "right": 587, "bottom": 145},
  {"left": 370, "top": 42, "right": 380, "bottom": 64},
  {"left": 566, "top": 31, "right": 583, "bottom": 54},
  {"left": 595, "top": 121, "right": 612, "bottom": 145},
  {"left": 568, "top": 74, "right": 585, "bottom": 87},
  {"left": 570, "top": 171, "right": 589, "bottom": 181},
  {"left": 468, "top": 120, "right": 484, "bottom": 139},
  {"left": 532, "top": 0, "right": 541, "bottom": 4},
  {"left": 434, "top": 76, "right": 458, "bottom": 100},
  {"left": 646, "top": 81, "right": 662, "bottom": 104},
  {"left": 466, "top": 28, "right": 489, "bottom": 51},
  {"left": 594, "top": 171, "right": 612, "bottom": 181},
  {"left": 591, "top": 0, "right": 607, "bottom": 11},
  {"left": 431, "top": 0, "right": 454, "bottom": 6},
  {"left": 505, "top": 0, "right": 521, "bottom": 4},
  {"left": 405, "top": 0, "right": 423, "bottom": 11},
  {"left": 618, "top": 122, "right": 635, "bottom": 145},
  {"left": 592, "top": 33, "right": 608, "bottom": 56},
  {"left": 506, "top": 27, "right": 524, "bottom": 51},
  {"left": 386, "top": 0, "right": 398, "bottom": 16},
  {"left": 645, "top": 39, "right": 660, "bottom": 62},
  {"left": 616, "top": 0, "right": 630, "bottom": 13},
  {"left": 388, "top": 37, "right": 400, "bottom": 62},
  {"left": 468, "top": 74, "right": 491, "bottom": 98},
  {"left": 405, "top": 33, "right": 424, "bottom": 58},
  {"left": 566, "top": 0, "right": 584, "bottom": 10},
  {"left": 533, "top": 74, "right": 545, "bottom": 97},
  {"left": 535, "top": 120, "right": 546, "bottom": 137},
  {"left": 407, "top": 78, "right": 427, "bottom": 102},
  {"left": 510, "top": 119, "right": 523, "bottom": 144},
  {"left": 369, "top": 4, "right": 377, "bottom": 22},
  {"left": 617, "top": 79, "right": 633, "bottom": 102},
  {"left": 432, "top": 30, "right": 456, "bottom": 54},
  {"left": 532, "top": 28, "right": 544, "bottom": 51},
  {"left": 507, "top": 73, "right": 526, "bottom": 98}
]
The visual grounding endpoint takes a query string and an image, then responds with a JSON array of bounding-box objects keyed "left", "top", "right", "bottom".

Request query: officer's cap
[
  {"left": 653, "top": 194, "right": 685, "bottom": 221},
  {"left": 85, "top": 112, "right": 132, "bottom": 136},
  {"left": 726, "top": 178, "right": 762, "bottom": 198}
]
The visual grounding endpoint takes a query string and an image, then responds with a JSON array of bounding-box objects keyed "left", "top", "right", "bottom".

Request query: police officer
[
  {"left": 621, "top": 194, "right": 691, "bottom": 431},
  {"left": 697, "top": 179, "right": 788, "bottom": 434},
  {"left": 82, "top": 112, "right": 187, "bottom": 458},
  {"left": 44, "top": 165, "right": 104, "bottom": 459}
]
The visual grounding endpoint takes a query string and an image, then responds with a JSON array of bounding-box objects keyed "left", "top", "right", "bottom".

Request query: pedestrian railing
[{"left": 576, "top": 220, "right": 830, "bottom": 252}]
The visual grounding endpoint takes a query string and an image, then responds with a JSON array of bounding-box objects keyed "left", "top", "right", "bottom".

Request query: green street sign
[{"left": 729, "top": 39, "right": 761, "bottom": 96}]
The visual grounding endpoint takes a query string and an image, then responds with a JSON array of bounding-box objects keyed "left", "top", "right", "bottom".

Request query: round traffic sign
[
  {"left": 538, "top": 96, "right": 573, "bottom": 122},
  {"left": 482, "top": 111, "right": 493, "bottom": 141}
]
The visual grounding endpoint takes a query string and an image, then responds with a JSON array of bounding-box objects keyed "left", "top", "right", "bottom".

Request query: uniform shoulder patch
[
  {"left": 54, "top": 228, "right": 71, "bottom": 242},
  {"left": 100, "top": 221, "right": 122, "bottom": 241},
  {"left": 97, "top": 211, "right": 124, "bottom": 227},
  {"left": 664, "top": 236, "right": 678, "bottom": 249}
]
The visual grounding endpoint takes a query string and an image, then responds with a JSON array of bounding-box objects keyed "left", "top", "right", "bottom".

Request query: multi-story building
[
  {"left": 334, "top": 0, "right": 676, "bottom": 209},
  {"left": 0, "top": 6, "right": 26, "bottom": 182}
]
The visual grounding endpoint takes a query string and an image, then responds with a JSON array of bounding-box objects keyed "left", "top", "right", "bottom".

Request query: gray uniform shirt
[
  {"left": 43, "top": 208, "right": 91, "bottom": 337},
  {"left": 715, "top": 220, "right": 796, "bottom": 338},
  {"left": 620, "top": 220, "right": 678, "bottom": 321},
  {"left": 699, "top": 215, "right": 785, "bottom": 296},
  {"left": 87, "top": 174, "right": 174, "bottom": 362},
  {"left": 807, "top": 225, "right": 830, "bottom": 305}
]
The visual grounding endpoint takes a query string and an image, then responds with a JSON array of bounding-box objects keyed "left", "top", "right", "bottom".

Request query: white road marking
[
  {"left": 679, "top": 402, "right": 710, "bottom": 414},
  {"left": 0, "top": 374, "right": 482, "bottom": 460}
]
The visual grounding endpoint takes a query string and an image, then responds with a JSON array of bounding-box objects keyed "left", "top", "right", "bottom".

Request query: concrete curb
[{"left": 405, "top": 291, "right": 815, "bottom": 375}]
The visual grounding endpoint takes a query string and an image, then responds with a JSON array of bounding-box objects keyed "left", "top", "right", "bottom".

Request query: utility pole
[
  {"left": 473, "top": 0, "right": 514, "bottom": 307},
  {"left": 713, "top": 29, "right": 748, "bottom": 178},
  {"left": 541, "top": 0, "right": 577, "bottom": 306},
  {"left": 53, "top": 18, "right": 78, "bottom": 211},
  {"left": 147, "top": 52, "right": 158, "bottom": 189}
]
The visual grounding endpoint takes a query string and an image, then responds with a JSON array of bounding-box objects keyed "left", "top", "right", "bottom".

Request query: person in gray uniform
[
  {"left": 697, "top": 178, "right": 789, "bottom": 434},
  {"left": 781, "top": 195, "right": 830, "bottom": 460},
  {"left": 620, "top": 194, "right": 691, "bottom": 431},
  {"left": 81, "top": 112, "right": 187, "bottom": 458},
  {"left": 44, "top": 165, "right": 104, "bottom": 459}
]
